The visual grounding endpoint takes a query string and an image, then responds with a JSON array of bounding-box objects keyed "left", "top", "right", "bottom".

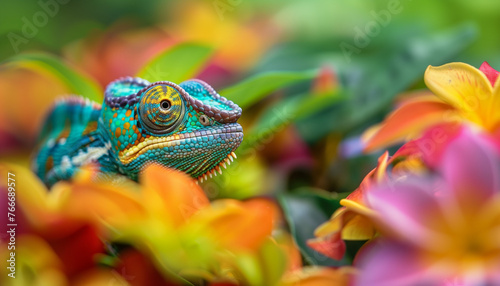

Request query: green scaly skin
[{"left": 33, "top": 77, "right": 243, "bottom": 187}]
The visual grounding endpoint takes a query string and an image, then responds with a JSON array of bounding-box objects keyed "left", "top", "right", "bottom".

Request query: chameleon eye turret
[
  {"left": 33, "top": 76, "right": 243, "bottom": 186},
  {"left": 138, "top": 83, "right": 186, "bottom": 134},
  {"left": 199, "top": 115, "right": 211, "bottom": 126}
]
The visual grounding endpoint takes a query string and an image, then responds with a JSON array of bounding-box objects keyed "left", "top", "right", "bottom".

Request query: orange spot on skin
[
  {"left": 109, "top": 119, "right": 112, "bottom": 124},
  {"left": 57, "top": 129, "right": 70, "bottom": 141},
  {"left": 117, "top": 141, "right": 121, "bottom": 148},
  {"left": 125, "top": 110, "right": 132, "bottom": 117},
  {"left": 45, "top": 156, "right": 53, "bottom": 172},
  {"left": 82, "top": 121, "right": 98, "bottom": 135},
  {"left": 124, "top": 122, "right": 130, "bottom": 130},
  {"left": 122, "top": 117, "right": 125, "bottom": 121},
  {"left": 129, "top": 117, "right": 134, "bottom": 121},
  {"left": 115, "top": 128, "right": 121, "bottom": 137},
  {"left": 113, "top": 113, "right": 118, "bottom": 118}
]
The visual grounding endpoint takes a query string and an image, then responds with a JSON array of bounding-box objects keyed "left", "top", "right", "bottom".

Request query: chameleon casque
[{"left": 33, "top": 77, "right": 243, "bottom": 187}]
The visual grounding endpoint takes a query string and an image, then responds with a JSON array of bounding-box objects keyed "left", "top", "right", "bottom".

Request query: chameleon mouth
[
  {"left": 196, "top": 152, "right": 237, "bottom": 183},
  {"left": 119, "top": 124, "right": 243, "bottom": 178}
]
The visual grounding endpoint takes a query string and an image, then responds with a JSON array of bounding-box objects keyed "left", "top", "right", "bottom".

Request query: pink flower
[{"left": 357, "top": 127, "right": 500, "bottom": 285}]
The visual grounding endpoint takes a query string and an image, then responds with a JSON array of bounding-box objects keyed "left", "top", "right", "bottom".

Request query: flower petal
[
  {"left": 345, "top": 151, "right": 390, "bottom": 205},
  {"left": 306, "top": 231, "right": 345, "bottom": 260},
  {"left": 274, "top": 231, "right": 302, "bottom": 272},
  {"left": 53, "top": 178, "right": 146, "bottom": 229},
  {"left": 365, "top": 178, "right": 441, "bottom": 246},
  {"left": 308, "top": 205, "right": 375, "bottom": 260},
  {"left": 113, "top": 249, "right": 174, "bottom": 285},
  {"left": 192, "top": 199, "right": 275, "bottom": 251},
  {"left": 356, "top": 240, "right": 430, "bottom": 286},
  {"left": 490, "top": 71, "right": 500, "bottom": 130},
  {"left": 394, "top": 123, "right": 462, "bottom": 169},
  {"left": 280, "top": 266, "right": 355, "bottom": 286},
  {"left": 313, "top": 207, "right": 345, "bottom": 237},
  {"left": 363, "top": 98, "right": 454, "bottom": 152},
  {"left": 341, "top": 212, "right": 376, "bottom": 240},
  {"left": 479, "top": 61, "right": 499, "bottom": 87},
  {"left": 424, "top": 63, "right": 493, "bottom": 128},
  {"left": 0, "top": 235, "right": 67, "bottom": 285},
  {"left": 439, "top": 127, "right": 500, "bottom": 204},
  {"left": 141, "top": 164, "right": 210, "bottom": 227},
  {"left": 0, "top": 163, "right": 81, "bottom": 239}
]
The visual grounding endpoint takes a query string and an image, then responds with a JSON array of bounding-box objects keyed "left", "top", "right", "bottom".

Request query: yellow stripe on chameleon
[{"left": 119, "top": 135, "right": 178, "bottom": 165}]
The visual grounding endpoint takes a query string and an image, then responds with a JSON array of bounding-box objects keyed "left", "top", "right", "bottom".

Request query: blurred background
[
  {"left": 2, "top": 0, "right": 500, "bottom": 283},
  {"left": 1, "top": 0, "right": 500, "bottom": 201}
]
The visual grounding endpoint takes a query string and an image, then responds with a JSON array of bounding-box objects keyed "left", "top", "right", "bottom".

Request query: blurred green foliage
[{"left": 2, "top": 0, "right": 500, "bottom": 64}]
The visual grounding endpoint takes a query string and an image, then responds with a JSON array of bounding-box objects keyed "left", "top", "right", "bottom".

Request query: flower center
[{"left": 423, "top": 201, "right": 500, "bottom": 271}]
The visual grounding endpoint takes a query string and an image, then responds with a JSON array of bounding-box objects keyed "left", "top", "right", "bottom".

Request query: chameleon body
[{"left": 33, "top": 77, "right": 243, "bottom": 187}]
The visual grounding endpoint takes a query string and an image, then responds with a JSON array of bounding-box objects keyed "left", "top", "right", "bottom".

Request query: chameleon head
[{"left": 101, "top": 77, "right": 243, "bottom": 181}]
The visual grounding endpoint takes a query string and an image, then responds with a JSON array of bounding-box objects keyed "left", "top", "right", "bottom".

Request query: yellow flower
[
  {"left": 364, "top": 62, "right": 500, "bottom": 152},
  {"left": 70, "top": 164, "right": 286, "bottom": 285},
  {"left": 0, "top": 163, "right": 133, "bottom": 285},
  {"left": 279, "top": 266, "right": 357, "bottom": 286},
  {"left": 1, "top": 162, "right": 289, "bottom": 285}
]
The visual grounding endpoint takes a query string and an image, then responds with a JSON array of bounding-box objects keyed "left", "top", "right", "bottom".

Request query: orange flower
[
  {"left": 0, "top": 163, "right": 151, "bottom": 284},
  {"left": 280, "top": 266, "right": 356, "bottom": 286},
  {"left": 1, "top": 162, "right": 290, "bottom": 285},
  {"left": 68, "top": 164, "right": 285, "bottom": 285},
  {"left": 364, "top": 62, "right": 500, "bottom": 152}
]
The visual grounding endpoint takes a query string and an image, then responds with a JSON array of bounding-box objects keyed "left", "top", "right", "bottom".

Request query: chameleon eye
[
  {"left": 199, "top": 114, "right": 211, "bottom": 126},
  {"left": 160, "top": 100, "right": 171, "bottom": 111},
  {"left": 139, "top": 84, "right": 185, "bottom": 134}
]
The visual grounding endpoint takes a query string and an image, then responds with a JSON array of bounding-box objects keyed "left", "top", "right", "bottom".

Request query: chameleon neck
[{"left": 33, "top": 97, "right": 117, "bottom": 187}]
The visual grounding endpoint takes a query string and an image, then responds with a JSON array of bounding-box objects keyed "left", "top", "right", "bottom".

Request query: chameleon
[{"left": 32, "top": 77, "right": 243, "bottom": 187}]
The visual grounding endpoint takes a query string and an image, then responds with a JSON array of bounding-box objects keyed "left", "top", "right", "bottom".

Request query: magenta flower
[{"left": 357, "top": 127, "right": 500, "bottom": 285}]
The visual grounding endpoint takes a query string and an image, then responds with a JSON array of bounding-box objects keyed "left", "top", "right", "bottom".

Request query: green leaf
[
  {"left": 137, "top": 43, "right": 214, "bottom": 83},
  {"left": 278, "top": 189, "right": 350, "bottom": 266},
  {"left": 240, "top": 90, "right": 344, "bottom": 150},
  {"left": 2, "top": 52, "right": 102, "bottom": 102},
  {"left": 219, "top": 70, "right": 316, "bottom": 109},
  {"left": 296, "top": 23, "right": 478, "bottom": 142}
]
